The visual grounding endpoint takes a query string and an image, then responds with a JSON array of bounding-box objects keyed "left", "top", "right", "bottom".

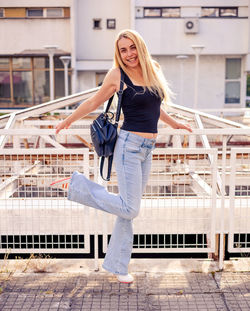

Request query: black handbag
[{"left": 90, "top": 69, "right": 124, "bottom": 181}]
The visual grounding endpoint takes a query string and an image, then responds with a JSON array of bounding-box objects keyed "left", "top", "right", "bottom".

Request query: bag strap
[
  {"left": 100, "top": 155, "right": 113, "bottom": 181},
  {"left": 104, "top": 68, "right": 125, "bottom": 120},
  {"left": 100, "top": 68, "right": 125, "bottom": 181},
  {"left": 115, "top": 68, "right": 125, "bottom": 124}
]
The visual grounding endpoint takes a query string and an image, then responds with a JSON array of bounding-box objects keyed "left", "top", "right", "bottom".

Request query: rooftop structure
[{"left": 0, "top": 90, "right": 249, "bottom": 270}]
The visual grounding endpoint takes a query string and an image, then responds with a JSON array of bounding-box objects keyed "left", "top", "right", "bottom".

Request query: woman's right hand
[{"left": 55, "top": 119, "right": 71, "bottom": 135}]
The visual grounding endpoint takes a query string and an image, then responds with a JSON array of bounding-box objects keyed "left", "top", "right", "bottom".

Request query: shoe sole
[{"left": 117, "top": 276, "right": 134, "bottom": 283}]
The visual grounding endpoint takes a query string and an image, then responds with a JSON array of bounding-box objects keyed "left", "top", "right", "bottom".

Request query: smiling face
[{"left": 117, "top": 37, "right": 140, "bottom": 69}]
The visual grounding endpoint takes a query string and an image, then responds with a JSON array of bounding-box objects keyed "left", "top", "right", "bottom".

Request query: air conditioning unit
[
  {"left": 184, "top": 18, "right": 199, "bottom": 34},
  {"left": 135, "top": 7, "right": 143, "bottom": 18}
]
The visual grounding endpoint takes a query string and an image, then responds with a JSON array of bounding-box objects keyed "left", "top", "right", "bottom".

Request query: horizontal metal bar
[{"left": 0, "top": 128, "right": 250, "bottom": 135}]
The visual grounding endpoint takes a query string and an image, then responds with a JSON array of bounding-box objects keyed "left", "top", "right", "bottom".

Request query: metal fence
[
  {"left": 228, "top": 148, "right": 250, "bottom": 254},
  {"left": 0, "top": 128, "right": 249, "bottom": 270}
]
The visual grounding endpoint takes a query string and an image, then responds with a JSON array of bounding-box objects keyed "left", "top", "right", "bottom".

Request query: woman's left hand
[{"left": 174, "top": 122, "right": 193, "bottom": 132}]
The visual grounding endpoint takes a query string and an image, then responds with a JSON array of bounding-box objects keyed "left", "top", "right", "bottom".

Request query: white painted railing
[
  {"left": 0, "top": 88, "right": 249, "bottom": 270},
  {"left": 0, "top": 128, "right": 249, "bottom": 271}
]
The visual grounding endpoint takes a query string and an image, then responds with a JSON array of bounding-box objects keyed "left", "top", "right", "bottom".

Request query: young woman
[{"left": 51, "top": 29, "right": 192, "bottom": 283}]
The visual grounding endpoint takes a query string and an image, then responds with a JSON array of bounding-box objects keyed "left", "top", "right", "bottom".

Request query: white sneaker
[
  {"left": 117, "top": 273, "right": 134, "bottom": 284},
  {"left": 50, "top": 177, "right": 71, "bottom": 190}
]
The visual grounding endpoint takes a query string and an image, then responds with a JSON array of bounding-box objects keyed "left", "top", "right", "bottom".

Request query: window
[
  {"left": 162, "top": 8, "right": 180, "bottom": 18},
  {"left": 202, "top": 7, "right": 238, "bottom": 18},
  {"left": 107, "top": 19, "right": 116, "bottom": 29},
  {"left": 34, "top": 70, "right": 50, "bottom": 105},
  {"left": 27, "top": 8, "right": 43, "bottom": 17},
  {"left": 96, "top": 72, "right": 107, "bottom": 87},
  {"left": 246, "top": 75, "right": 250, "bottom": 107},
  {"left": 93, "top": 19, "right": 101, "bottom": 29},
  {"left": 0, "top": 58, "right": 9, "bottom": 70},
  {"left": 0, "top": 59, "right": 10, "bottom": 106},
  {"left": 144, "top": 7, "right": 180, "bottom": 18},
  {"left": 225, "top": 58, "right": 241, "bottom": 104},
  {"left": 46, "top": 8, "right": 63, "bottom": 18},
  {"left": 2, "top": 7, "right": 69, "bottom": 19},
  {"left": 144, "top": 8, "right": 161, "bottom": 17},
  {"left": 0, "top": 56, "right": 71, "bottom": 107},
  {"left": 220, "top": 8, "right": 237, "bottom": 17},
  {"left": 12, "top": 58, "right": 31, "bottom": 70},
  {"left": 0, "top": 72, "right": 11, "bottom": 105},
  {"left": 13, "top": 71, "right": 32, "bottom": 105},
  {"left": 201, "top": 8, "right": 219, "bottom": 17}
]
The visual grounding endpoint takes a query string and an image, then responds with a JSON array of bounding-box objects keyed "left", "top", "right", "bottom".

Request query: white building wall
[
  {"left": 0, "top": 19, "right": 71, "bottom": 54},
  {"left": 133, "top": 0, "right": 249, "bottom": 109},
  {"left": 0, "top": 0, "right": 72, "bottom": 54},
  {"left": 135, "top": 14, "right": 248, "bottom": 56},
  {"left": 156, "top": 55, "right": 226, "bottom": 109},
  {"left": 75, "top": 0, "right": 131, "bottom": 60},
  {"left": 135, "top": 0, "right": 248, "bottom": 7},
  {"left": 0, "top": 0, "right": 71, "bottom": 6},
  {"left": 73, "top": 0, "right": 131, "bottom": 92},
  {"left": 77, "top": 72, "right": 96, "bottom": 92}
]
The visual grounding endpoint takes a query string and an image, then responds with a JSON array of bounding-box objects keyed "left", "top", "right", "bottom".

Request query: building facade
[
  {"left": 0, "top": 0, "right": 72, "bottom": 107},
  {"left": 134, "top": 0, "right": 249, "bottom": 111},
  {"left": 0, "top": 0, "right": 249, "bottom": 111}
]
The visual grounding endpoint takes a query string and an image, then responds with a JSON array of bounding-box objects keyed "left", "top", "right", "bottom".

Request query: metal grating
[
  {"left": 228, "top": 148, "right": 250, "bottom": 253},
  {"left": 0, "top": 234, "right": 85, "bottom": 250},
  {"left": 132, "top": 234, "right": 208, "bottom": 249}
]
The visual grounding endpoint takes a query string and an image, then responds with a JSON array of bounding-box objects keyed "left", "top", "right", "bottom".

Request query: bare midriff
[{"left": 130, "top": 131, "right": 157, "bottom": 139}]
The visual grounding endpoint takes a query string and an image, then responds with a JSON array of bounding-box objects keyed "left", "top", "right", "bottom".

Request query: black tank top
[{"left": 120, "top": 71, "right": 162, "bottom": 134}]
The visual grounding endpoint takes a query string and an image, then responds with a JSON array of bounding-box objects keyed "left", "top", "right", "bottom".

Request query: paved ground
[{"left": 0, "top": 271, "right": 250, "bottom": 311}]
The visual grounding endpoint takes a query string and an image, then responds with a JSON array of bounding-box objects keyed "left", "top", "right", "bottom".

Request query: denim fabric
[{"left": 67, "top": 129, "right": 156, "bottom": 275}]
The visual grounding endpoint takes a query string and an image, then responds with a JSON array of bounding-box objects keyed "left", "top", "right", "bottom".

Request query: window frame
[
  {"left": 45, "top": 8, "right": 64, "bottom": 18},
  {"left": 0, "top": 7, "right": 69, "bottom": 19},
  {"left": 0, "top": 8, "right": 4, "bottom": 18},
  {"left": 0, "top": 56, "right": 72, "bottom": 107},
  {"left": 144, "top": 7, "right": 180, "bottom": 18},
  {"left": 201, "top": 7, "right": 238, "bottom": 18},
  {"left": 93, "top": 18, "right": 102, "bottom": 30},
  {"left": 225, "top": 58, "right": 242, "bottom": 105},
  {"left": 26, "top": 8, "right": 44, "bottom": 18},
  {"left": 107, "top": 18, "right": 116, "bottom": 29}
]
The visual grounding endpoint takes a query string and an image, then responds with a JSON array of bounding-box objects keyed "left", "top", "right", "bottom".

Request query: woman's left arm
[{"left": 160, "top": 107, "right": 192, "bottom": 132}]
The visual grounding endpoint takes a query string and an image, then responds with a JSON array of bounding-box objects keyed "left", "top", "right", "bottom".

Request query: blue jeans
[{"left": 67, "top": 129, "right": 156, "bottom": 275}]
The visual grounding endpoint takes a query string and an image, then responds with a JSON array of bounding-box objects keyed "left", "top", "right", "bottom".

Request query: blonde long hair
[{"left": 114, "top": 29, "right": 172, "bottom": 103}]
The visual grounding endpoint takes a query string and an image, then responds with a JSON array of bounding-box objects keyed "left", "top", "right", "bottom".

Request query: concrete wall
[
  {"left": 77, "top": 71, "right": 96, "bottom": 92},
  {"left": 132, "top": 0, "right": 249, "bottom": 109},
  {"left": 0, "top": 19, "right": 71, "bottom": 54},
  {"left": 0, "top": 0, "right": 72, "bottom": 54},
  {"left": 135, "top": 14, "right": 248, "bottom": 56},
  {"left": 157, "top": 55, "right": 247, "bottom": 110},
  {"left": 156, "top": 55, "right": 225, "bottom": 109},
  {"left": 0, "top": 0, "right": 71, "bottom": 7},
  {"left": 75, "top": 0, "right": 131, "bottom": 60},
  {"left": 135, "top": 0, "right": 248, "bottom": 7}
]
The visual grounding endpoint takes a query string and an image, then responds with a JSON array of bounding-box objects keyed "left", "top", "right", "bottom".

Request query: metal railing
[
  {"left": 0, "top": 89, "right": 249, "bottom": 270},
  {"left": 0, "top": 128, "right": 249, "bottom": 270}
]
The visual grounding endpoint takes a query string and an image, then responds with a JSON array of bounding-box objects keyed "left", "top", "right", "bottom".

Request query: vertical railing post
[
  {"left": 219, "top": 135, "right": 227, "bottom": 270},
  {"left": 211, "top": 149, "right": 218, "bottom": 253},
  {"left": 228, "top": 149, "right": 236, "bottom": 253}
]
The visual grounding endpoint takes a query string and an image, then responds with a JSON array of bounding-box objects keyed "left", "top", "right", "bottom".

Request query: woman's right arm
[{"left": 55, "top": 68, "right": 120, "bottom": 134}]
